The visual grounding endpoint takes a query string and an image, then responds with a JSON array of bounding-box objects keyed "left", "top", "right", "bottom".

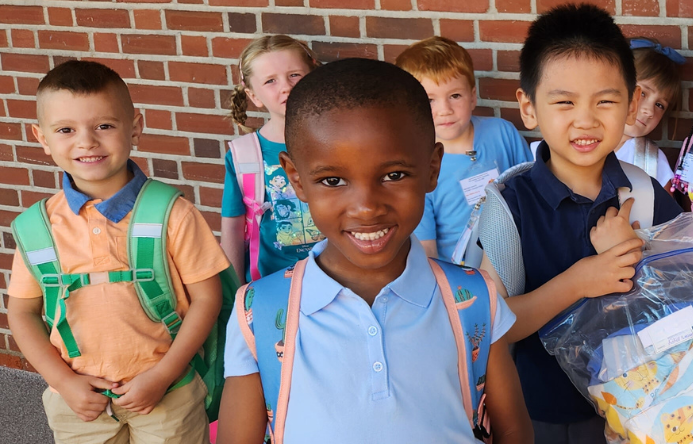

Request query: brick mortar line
[
  {"left": 1, "top": 1, "right": 691, "bottom": 23},
  {"left": 3, "top": 5, "right": 688, "bottom": 23}
]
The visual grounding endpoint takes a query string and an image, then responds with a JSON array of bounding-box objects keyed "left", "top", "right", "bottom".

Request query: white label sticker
[
  {"left": 637, "top": 306, "right": 693, "bottom": 354},
  {"left": 682, "top": 153, "right": 693, "bottom": 183},
  {"left": 459, "top": 168, "right": 499, "bottom": 206}
]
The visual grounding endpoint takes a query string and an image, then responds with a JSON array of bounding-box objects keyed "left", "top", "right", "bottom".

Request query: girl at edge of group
[{"left": 221, "top": 35, "right": 322, "bottom": 285}]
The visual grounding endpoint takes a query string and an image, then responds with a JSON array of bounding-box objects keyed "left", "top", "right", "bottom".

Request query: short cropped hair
[
  {"left": 520, "top": 3, "right": 636, "bottom": 103},
  {"left": 285, "top": 58, "right": 434, "bottom": 152},
  {"left": 37, "top": 60, "right": 133, "bottom": 116},
  {"left": 395, "top": 36, "right": 475, "bottom": 89}
]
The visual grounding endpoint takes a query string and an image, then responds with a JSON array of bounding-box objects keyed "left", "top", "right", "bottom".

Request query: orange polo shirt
[{"left": 8, "top": 191, "right": 229, "bottom": 383}]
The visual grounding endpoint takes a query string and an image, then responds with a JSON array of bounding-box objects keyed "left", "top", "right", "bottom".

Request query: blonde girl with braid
[{"left": 221, "top": 35, "right": 322, "bottom": 284}]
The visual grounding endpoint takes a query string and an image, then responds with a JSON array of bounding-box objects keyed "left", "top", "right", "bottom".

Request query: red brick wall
[{"left": 0, "top": 0, "right": 691, "bottom": 369}]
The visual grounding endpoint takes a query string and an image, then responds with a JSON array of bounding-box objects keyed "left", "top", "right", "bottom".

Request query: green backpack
[{"left": 11, "top": 179, "right": 239, "bottom": 422}]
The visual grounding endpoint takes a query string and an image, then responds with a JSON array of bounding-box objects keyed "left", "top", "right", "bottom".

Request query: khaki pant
[{"left": 43, "top": 373, "right": 210, "bottom": 444}]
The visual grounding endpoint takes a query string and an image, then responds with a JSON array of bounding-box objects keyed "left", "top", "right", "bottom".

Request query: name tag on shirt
[{"left": 459, "top": 168, "right": 499, "bottom": 206}]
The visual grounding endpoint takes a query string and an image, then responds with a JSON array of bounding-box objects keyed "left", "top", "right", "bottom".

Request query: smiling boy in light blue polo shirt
[{"left": 218, "top": 59, "right": 532, "bottom": 444}]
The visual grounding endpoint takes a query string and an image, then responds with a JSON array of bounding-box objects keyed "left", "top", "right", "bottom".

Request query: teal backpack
[
  {"left": 11, "top": 179, "right": 240, "bottom": 422},
  {"left": 234, "top": 257, "right": 497, "bottom": 444}
]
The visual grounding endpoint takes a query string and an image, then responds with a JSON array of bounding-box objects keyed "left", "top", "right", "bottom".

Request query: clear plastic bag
[{"left": 539, "top": 213, "right": 693, "bottom": 443}]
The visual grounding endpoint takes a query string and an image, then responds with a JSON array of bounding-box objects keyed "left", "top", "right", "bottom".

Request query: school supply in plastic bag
[{"left": 540, "top": 213, "right": 693, "bottom": 443}]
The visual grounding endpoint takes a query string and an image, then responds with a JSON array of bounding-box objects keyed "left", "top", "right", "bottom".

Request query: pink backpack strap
[
  {"left": 228, "top": 133, "right": 269, "bottom": 281},
  {"left": 429, "top": 260, "right": 474, "bottom": 428},
  {"left": 429, "top": 259, "right": 497, "bottom": 442},
  {"left": 272, "top": 259, "right": 306, "bottom": 444},
  {"left": 479, "top": 269, "right": 498, "bottom": 328}
]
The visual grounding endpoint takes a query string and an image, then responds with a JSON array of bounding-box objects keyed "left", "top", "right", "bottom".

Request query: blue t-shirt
[
  {"left": 502, "top": 142, "right": 682, "bottom": 424},
  {"left": 415, "top": 116, "right": 531, "bottom": 262},
  {"left": 221, "top": 132, "right": 324, "bottom": 281}
]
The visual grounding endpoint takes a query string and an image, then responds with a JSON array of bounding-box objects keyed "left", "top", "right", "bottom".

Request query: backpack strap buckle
[
  {"left": 161, "top": 311, "right": 182, "bottom": 335},
  {"left": 133, "top": 268, "right": 155, "bottom": 282},
  {"left": 41, "top": 273, "right": 63, "bottom": 287}
]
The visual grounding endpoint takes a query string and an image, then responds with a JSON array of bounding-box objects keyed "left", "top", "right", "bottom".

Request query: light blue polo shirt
[{"left": 225, "top": 237, "right": 515, "bottom": 443}]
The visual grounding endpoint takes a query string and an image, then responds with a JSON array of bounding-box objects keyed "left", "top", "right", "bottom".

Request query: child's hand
[
  {"left": 57, "top": 374, "right": 118, "bottom": 422},
  {"left": 570, "top": 237, "right": 643, "bottom": 299},
  {"left": 111, "top": 368, "right": 170, "bottom": 415},
  {"left": 590, "top": 198, "right": 641, "bottom": 254}
]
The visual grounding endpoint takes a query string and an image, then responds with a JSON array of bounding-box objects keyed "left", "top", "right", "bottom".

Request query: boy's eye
[
  {"left": 598, "top": 100, "right": 615, "bottom": 105},
  {"left": 556, "top": 101, "right": 573, "bottom": 106},
  {"left": 56, "top": 127, "right": 73, "bottom": 134},
  {"left": 321, "top": 177, "right": 345, "bottom": 187},
  {"left": 97, "top": 124, "right": 114, "bottom": 130},
  {"left": 383, "top": 171, "right": 406, "bottom": 182},
  {"left": 656, "top": 102, "right": 666, "bottom": 111},
  {"left": 264, "top": 78, "right": 275, "bottom": 85},
  {"left": 450, "top": 93, "right": 462, "bottom": 100}
]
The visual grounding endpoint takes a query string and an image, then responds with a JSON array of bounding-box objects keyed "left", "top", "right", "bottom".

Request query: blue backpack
[{"left": 233, "top": 257, "right": 497, "bottom": 444}]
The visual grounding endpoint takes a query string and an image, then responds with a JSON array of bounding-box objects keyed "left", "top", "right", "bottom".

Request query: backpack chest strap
[{"left": 39, "top": 267, "right": 182, "bottom": 359}]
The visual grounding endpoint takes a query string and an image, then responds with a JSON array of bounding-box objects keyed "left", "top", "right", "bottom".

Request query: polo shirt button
[
  {"left": 373, "top": 362, "right": 383, "bottom": 372},
  {"left": 92, "top": 227, "right": 101, "bottom": 235},
  {"left": 380, "top": 296, "right": 388, "bottom": 303},
  {"left": 368, "top": 326, "right": 378, "bottom": 336}
]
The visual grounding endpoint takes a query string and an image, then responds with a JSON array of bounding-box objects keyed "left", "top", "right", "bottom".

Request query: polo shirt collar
[
  {"left": 530, "top": 142, "right": 631, "bottom": 209},
  {"left": 385, "top": 236, "right": 436, "bottom": 308},
  {"left": 300, "top": 236, "right": 437, "bottom": 315},
  {"left": 63, "top": 159, "right": 147, "bottom": 223}
]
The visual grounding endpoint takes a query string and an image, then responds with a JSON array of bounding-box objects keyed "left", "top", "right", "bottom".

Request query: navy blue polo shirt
[{"left": 502, "top": 142, "right": 682, "bottom": 424}]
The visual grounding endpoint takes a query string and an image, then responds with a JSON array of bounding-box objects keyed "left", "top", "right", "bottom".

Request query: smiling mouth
[
  {"left": 346, "top": 227, "right": 395, "bottom": 254},
  {"left": 350, "top": 228, "right": 389, "bottom": 241},
  {"left": 572, "top": 139, "right": 599, "bottom": 146},
  {"left": 77, "top": 156, "right": 105, "bottom": 163},
  {"left": 637, "top": 119, "right": 646, "bottom": 126}
]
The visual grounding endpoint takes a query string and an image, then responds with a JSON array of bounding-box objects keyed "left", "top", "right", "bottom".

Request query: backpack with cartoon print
[{"left": 233, "top": 257, "right": 496, "bottom": 444}]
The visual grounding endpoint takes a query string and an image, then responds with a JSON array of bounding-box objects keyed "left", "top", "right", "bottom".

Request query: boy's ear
[
  {"left": 32, "top": 124, "right": 51, "bottom": 155},
  {"left": 427, "top": 142, "right": 444, "bottom": 193},
  {"left": 516, "top": 88, "right": 538, "bottom": 130},
  {"left": 245, "top": 87, "right": 264, "bottom": 109},
  {"left": 131, "top": 112, "right": 144, "bottom": 146},
  {"left": 625, "top": 85, "right": 641, "bottom": 126},
  {"left": 279, "top": 151, "right": 306, "bottom": 201},
  {"left": 471, "top": 86, "right": 478, "bottom": 110}
]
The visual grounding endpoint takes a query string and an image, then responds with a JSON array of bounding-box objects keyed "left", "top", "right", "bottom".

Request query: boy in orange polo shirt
[{"left": 7, "top": 60, "right": 229, "bottom": 444}]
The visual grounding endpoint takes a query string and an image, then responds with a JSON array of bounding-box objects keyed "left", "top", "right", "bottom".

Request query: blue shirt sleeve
[
  {"left": 490, "top": 294, "right": 516, "bottom": 344},
  {"left": 221, "top": 148, "right": 247, "bottom": 218},
  {"left": 651, "top": 176, "right": 683, "bottom": 225},
  {"left": 223, "top": 305, "right": 259, "bottom": 378},
  {"left": 499, "top": 118, "right": 532, "bottom": 165},
  {"left": 414, "top": 193, "right": 436, "bottom": 241}
]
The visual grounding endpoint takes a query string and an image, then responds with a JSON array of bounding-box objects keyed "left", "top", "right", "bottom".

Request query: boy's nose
[
  {"left": 436, "top": 100, "right": 453, "bottom": 116},
  {"left": 345, "top": 185, "right": 387, "bottom": 220},
  {"left": 77, "top": 131, "right": 99, "bottom": 149},
  {"left": 573, "top": 106, "right": 598, "bottom": 129}
]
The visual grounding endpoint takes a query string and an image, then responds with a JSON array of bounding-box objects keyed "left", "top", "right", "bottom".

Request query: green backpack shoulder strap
[
  {"left": 128, "top": 179, "right": 183, "bottom": 336},
  {"left": 11, "top": 200, "right": 82, "bottom": 357}
]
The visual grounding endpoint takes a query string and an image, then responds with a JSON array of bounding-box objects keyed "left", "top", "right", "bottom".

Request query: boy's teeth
[
  {"left": 574, "top": 139, "right": 598, "bottom": 146},
  {"left": 351, "top": 228, "right": 389, "bottom": 241},
  {"left": 79, "top": 156, "right": 104, "bottom": 163}
]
